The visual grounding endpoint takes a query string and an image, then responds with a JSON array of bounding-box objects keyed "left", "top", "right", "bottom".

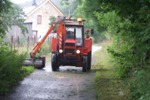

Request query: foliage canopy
[
  {"left": 0, "top": 0, "right": 26, "bottom": 37},
  {"left": 75, "top": 0, "right": 150, "bottom": 99}
]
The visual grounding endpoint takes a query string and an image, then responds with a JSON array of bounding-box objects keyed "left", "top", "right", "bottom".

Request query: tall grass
[
  {"left": 93, "top": 40, "right": 129, "bottom": 100},
  {"left": 129, "top": 68, "right": 150, "bottom": 100},
  {"left": 16, "top": 40, "right": 51, "bottom": 57}
]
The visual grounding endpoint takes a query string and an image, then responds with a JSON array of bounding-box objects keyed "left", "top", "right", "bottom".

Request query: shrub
[
  {"left": 129, "top": 68, "right": 150, "bottom": 100},
  {"left": 0, "top": 41, "right": 26, "bottom": 95}
]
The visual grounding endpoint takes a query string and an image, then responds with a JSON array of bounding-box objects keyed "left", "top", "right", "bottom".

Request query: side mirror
[
  {"left": 91, "top": 29, "right": 94, "bottom": 34},
  {"left": 86, "top": 29, "right": 90, "bottom": 33}
]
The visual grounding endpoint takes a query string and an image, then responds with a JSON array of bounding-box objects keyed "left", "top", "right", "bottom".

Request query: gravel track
[{"left": 1, "top": 46, "right": 101, "bottom": 100}]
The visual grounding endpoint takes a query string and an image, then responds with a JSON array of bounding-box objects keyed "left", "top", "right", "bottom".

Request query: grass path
[{"left": 93, "top": 40, "right": 129, "bottom": 100}]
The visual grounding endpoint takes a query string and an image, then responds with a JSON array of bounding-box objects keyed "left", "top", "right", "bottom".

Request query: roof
[{"left": 23, "top": 0, "right": 63, "bottom": 17}]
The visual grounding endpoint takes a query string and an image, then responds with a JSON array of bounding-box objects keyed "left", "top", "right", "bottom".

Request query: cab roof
[{"left": 63, "top": 19, "right": 84, "bottom": 26}]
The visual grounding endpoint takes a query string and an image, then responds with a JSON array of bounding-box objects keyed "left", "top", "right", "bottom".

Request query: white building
[{"left": 24, "top": 0, "right": 63, "bottom": 37}]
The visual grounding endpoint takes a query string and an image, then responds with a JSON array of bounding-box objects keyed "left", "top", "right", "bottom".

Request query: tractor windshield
[
  {"left": 76, "top": 27, "right": 83, "bottom": 46},
  {"left": 66, "top": 28, "right": 75, "bottom": 39},
  {"left": 66, "top": 27, "right": 83, "bottom": 46}
]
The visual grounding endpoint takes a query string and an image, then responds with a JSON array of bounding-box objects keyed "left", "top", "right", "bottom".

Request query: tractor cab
[
  {"left": 64, "top": 18, "right": 84, "bottom": 47},
  {"left": 65, "top": 26, "right": 84, "bottom": 47}
]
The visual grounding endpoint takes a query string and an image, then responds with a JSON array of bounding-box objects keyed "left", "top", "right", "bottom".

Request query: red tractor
[{"left": 23, "top": 16, "right": 93, "bottom": 72}]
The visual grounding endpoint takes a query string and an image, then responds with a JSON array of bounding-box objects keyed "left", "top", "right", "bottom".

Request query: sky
[
  {"left": 10, "top": 0, "right": 60, "bottom": 8},
  {"left": 10, "top": 0, "right": 31, "bottom": 4}
]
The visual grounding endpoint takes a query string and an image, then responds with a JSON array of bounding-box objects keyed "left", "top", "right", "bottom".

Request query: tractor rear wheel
[
  {"left": 87, "top": 52, "right": 92, "bottom": 70},
  {"left": 82, "top": 56, "right": 87, "bottom": 72},
  {"left": 51, "top": 53, "right": 59, "bottom": 71}
]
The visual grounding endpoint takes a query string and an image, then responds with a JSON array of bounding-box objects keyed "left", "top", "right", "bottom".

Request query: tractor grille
[
  {"left": 65, "top": 49, "right": 75, "bottom": 54},
  {"left": 65, "top": 43, "right": 75, "bottom": 46}
]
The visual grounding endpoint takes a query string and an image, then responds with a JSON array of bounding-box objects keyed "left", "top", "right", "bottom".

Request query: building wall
[
  {"left": 7, "top": 25, "right": 22, "bottom": 39},
  {"left": 25, "top": 1, "right": 63, "bottom": 37},
  {"left": 6, "top": 23, "right": 32, "bottom": 39}
]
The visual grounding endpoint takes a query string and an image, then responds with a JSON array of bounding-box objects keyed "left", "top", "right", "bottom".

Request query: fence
[{"left": 7, "top": 35, "right": 51, "bottom": 54}]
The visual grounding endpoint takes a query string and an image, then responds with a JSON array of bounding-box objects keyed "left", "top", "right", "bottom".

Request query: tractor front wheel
[
  {"left": 82, "top": 56, "right": 87, "bottom": 72},
  {"left": 51, "top": 53, "right": 59, "bottom": 71},
  {"left": 87, "top": 52, "right": 92, "bottom": 70}
]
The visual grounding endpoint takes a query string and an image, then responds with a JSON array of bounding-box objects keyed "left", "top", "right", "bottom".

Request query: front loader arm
[
  {"left": 30, "top": 16, "right": 64, "bottom": 58},
  {"left": 30, "top": 26, "right": 54, "bottom": 58}
]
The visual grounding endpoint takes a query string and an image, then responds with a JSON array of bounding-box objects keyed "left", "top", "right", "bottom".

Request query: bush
[
  {"left": 0, "top": 40, "right": 32, "bottom": 95},
  {"left": 129, "top": 68, "right": 150, "bottom": 100}
]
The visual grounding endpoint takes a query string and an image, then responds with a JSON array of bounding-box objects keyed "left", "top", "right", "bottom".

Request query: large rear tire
[
  {"left": 87, "top": 52, "right": 92, "bottom": 70},
  {"left": 82, "top": 56, "right": 87, "bottom": 72},
  {"left": 51, "top": 53, "right": 59, "bottom": 71}
]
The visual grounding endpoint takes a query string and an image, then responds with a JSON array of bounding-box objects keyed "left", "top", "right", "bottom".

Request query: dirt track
[
  {"left": 1, "top": 46, "right": 101, "bottom": 100},
  {"left": 6, "top": 67, "right": 96, "bottom": 100}
]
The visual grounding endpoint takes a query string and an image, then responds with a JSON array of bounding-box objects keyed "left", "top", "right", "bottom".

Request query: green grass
[
  {"left": 22, "top": 66, "right": 35, "bottom": 76},
  {"left": 0, "top": 65, "right": 34, "bottom": 95},
  {"left": 93, "top": 40, "right": 129, "bottom": 100},
  {"left": 15, "top": 42, "right": 51, "bottom": 57}
]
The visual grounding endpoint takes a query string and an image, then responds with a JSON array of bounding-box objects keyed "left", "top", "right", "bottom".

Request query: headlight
[
  {"left": 76, "top": 50, "right": 80, "bottom": 54},
  {"left": 59, "top": 49, "right": 63, "bottom": 53},
  {"left": 77, "top": 18, "right": 82, "bottom": 22}
]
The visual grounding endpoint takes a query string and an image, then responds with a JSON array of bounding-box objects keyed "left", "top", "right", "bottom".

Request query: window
[
  {"left": 76, "top": 27, "right": 83, "bottom": 46},
  {"left": 66, "top": 27, "right": 75, "bottom": 39},
  {"left": 37, "top": 15, "right": 42, "bottom": 24},
  {"left": 66, "top": 26, "right": 83, "bottom": 46}
]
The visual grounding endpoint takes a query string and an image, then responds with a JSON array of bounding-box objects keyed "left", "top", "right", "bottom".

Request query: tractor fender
[{"left": 84, "top": 39, "right": 92, "bottom": 53}]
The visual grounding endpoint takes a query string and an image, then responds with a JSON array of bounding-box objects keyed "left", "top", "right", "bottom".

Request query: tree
[
  {"left": 74, "top": 0, "right": 150, "bottom": 99},
  {"left": 0, "top": 0, "right": 27, "bottom": 37},
  {"left": 59, "top": 0, "right": 78, "bottom": 17},
  {"left": 94, "top": 0, "right": 150, "bottom": 75},
  {"left": 49, "top": 16, "right": 56, "bottom": 25},
  {"left": 0, "top": 0, "right": 12, "bottom": 36},
  {"left": 74, "top": 0, "right": 105, "bottom": 42},
  {"left": 94, "top": 0, "right": 150, "bottom": 99}
]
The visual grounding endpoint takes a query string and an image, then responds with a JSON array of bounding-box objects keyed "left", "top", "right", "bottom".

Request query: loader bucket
[
  {"left": 23, "top": 57, "right": 45, "bottom": 69},
  {"left": 23, "top": 58, "right": 33, "bottom": 66}
]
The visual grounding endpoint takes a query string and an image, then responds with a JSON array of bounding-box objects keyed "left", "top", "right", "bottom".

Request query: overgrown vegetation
[
  {"left": 0, "top": 0, "right": 27, "bottom": 37},
  {"left": 0, "top": 40, "right": 34, "bottom": 95},
  {"left": 95, "top": 0, "right": 150, "bottom": 99},
  {"left": 76, "top": 0, "right": 150, "bottom": 99},
  {"left": 0, "top": 0, "right": 34, "bottom": 95},
  {"left": 38, "top": 42, "right": 51, "bottom": 56},
  {"left": 93, "top": 41, "right": 129, "bottom": 99}
]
